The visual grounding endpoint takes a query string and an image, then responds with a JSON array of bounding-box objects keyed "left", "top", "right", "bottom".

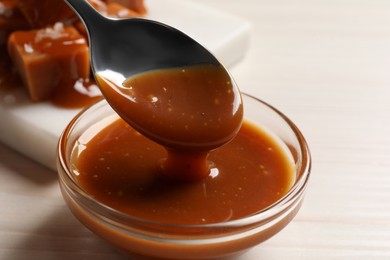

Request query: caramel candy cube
[
  {"left": 18, "top": 0, "right": 76, "bottom": 28},
  {"left": 7, "top": 23, "right": 90, "bottom": 101},
  {"left": 106, "top": 2, "right": 140, "bottom": 18},
  {"left": 106, "top": 0, "right": 147, "bottom": 15},
  {"left": 89, "top": 0, "right": 140, "bottom": 18},
  {"left": 0, "top": 0, "right": 30, "bottom": 45},
  {"left": 75, "top": 1, "right": 140, "bottom": 38}
]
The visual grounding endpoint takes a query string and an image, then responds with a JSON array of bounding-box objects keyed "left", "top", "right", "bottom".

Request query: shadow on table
[
  {"left": 4, "top": 206, "right": 129, "bottom": 260},
  {"left": 4, "top": 204, "right": 250, "bottom": 260}
]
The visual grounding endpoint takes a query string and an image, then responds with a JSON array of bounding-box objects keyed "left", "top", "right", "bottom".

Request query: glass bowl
[{"left": 57, "top": 93, "right": 311, "bottom": 259}]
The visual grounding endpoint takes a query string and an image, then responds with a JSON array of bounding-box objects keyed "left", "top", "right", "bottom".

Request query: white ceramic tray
[{"left": 0, "top": 0, "right": 251, "bottom": 170}]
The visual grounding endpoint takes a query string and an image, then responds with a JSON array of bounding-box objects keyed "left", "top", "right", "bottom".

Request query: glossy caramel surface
[{"left": 73, "top": 119, "right": 295, "bottom": 225}]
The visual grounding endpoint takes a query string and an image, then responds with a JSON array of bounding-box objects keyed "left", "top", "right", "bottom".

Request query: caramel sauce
[
  {"left": 74, "top": 118, "right": 295, "bottom": 225},
  {"left": 51, "top": 78, "right": 102, "bottom": 109},
  {"left": 95, "top": 65, "right": 243, "bottom": 180}
]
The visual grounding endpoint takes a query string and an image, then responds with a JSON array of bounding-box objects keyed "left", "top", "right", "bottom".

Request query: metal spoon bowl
[
  {"left": 65, "top": 0, "right": 221, "bottom": 81},
  {"left": 64, "top": 0, "right": 243, "bottom": 151}
]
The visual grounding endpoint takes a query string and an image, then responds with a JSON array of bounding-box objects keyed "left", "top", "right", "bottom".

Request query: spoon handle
[{"left": 64, "top": 0, "right": 107, "bottom": 33}]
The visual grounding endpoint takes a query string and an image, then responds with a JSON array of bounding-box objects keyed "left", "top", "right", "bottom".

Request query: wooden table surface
[{"left": 1, "top": 0, "right": 390, "bottom": 259}]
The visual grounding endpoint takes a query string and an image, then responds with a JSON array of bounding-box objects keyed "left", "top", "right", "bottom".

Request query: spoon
[
  {"left": 64, "top": 0, "right": 243, "bottom": 153},
  {"left": 64, "top": 0, "right": 220, "bottom": 81}
]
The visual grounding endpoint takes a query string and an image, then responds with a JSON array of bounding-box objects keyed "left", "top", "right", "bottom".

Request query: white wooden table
[{"left": 1, "top": 0, "right": 390, "bottom": 259}]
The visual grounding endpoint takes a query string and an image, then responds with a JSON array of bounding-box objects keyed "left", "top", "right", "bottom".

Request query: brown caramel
[
  {"left": 95, "top": 65, "right": 243, "bottom": 180},
  {"left": 7, "top": 24, "right": 91, "bottom": 102},
  {"left": 0, "top": 0, "right": 146, "bottom": 107},
  {"left": 73, "top": 118, "right": 295, "bottom": 225}
]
